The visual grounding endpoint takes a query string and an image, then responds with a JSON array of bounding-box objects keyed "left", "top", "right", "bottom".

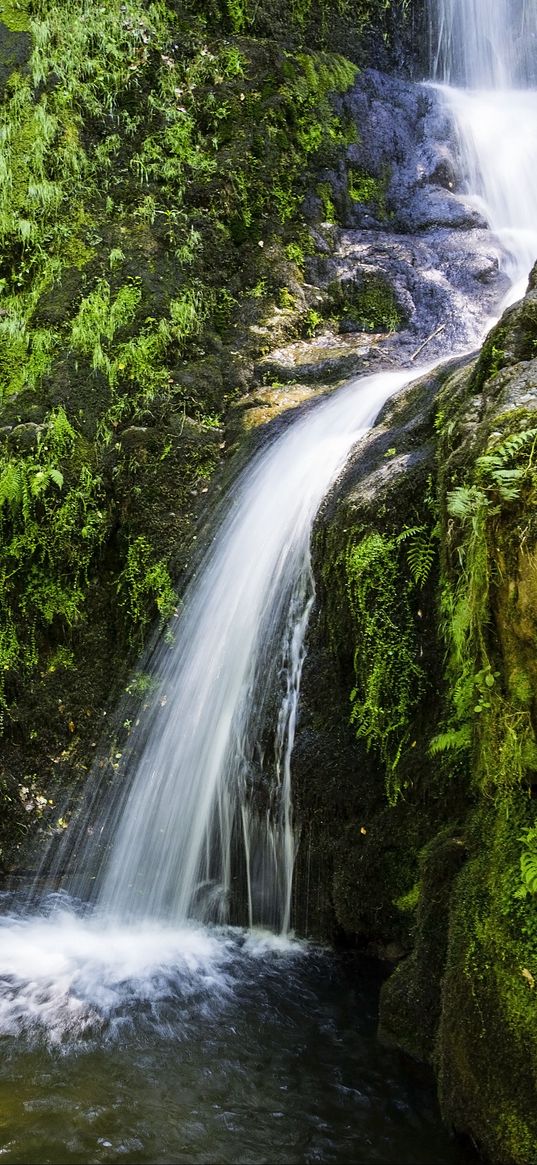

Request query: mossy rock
[
  {"left": 0, "top": 20, "right": 29, "bottom": 89},
  {"left": 437, "top": 811, "right": 537, "bottom": 1165},
  {"left": 378, "top": 830, "right": 468, "bottom": 1062}
]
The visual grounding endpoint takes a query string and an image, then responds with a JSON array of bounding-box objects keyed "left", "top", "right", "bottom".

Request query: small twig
[{"left": 410, "top": 323, "right": 446, "bottom": 363}]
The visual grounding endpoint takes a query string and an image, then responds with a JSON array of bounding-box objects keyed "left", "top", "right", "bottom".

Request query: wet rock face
[
  {"left": 296, "top": 281, "right": 537, "bottom": 1163},
  {"left": 317, "top": 70, "right": 508, "bottom": 358},
  {"left": 253, "top": 68, "right": 510, "bottom": 401},
  {"left": 291, "top": 362, "right": 458, "bottom": 946}
]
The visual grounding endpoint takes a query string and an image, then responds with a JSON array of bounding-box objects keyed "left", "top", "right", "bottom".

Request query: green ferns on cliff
[
  {"left": 344, "top": 530, "right": 426, "bottom": 803},
  {"left": 435, "top": 423, "right": 537, "bottom": 794},
  {"left": 430, "top": 364, "right": 537, "bottom": 1163},
  {"left": 0, "top": 0, "right": 360, "bottom": 715}
]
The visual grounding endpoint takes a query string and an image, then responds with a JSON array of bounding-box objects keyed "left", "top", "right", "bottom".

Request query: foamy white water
[
  {"left": 438, "top": 87, "right": 537, "bottom": 305},
  {"left": 432, "top": 0, "right": 537, "bottom": 306},
  {"left": 431, "top": 0, "right": 537, "bottom": 88},
  {"left": 85, "top": 368, "right": 417, "bottom": 931},
  {"left": 0, "top": 895, "right": 302, "bottom": 1042}
]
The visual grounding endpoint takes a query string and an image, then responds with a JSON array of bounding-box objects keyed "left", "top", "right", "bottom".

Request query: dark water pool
[{"left": 0, "top": 896, "right": 476, "bottom": 1165}]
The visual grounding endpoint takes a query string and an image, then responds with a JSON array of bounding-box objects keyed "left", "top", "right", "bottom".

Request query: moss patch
[{"left": 0, "top": 0, "right": 29, "bottom": 33}]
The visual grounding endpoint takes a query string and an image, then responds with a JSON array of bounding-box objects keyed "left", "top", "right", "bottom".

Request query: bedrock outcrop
[{"left": 293, "top": 276, "right": 537, "bottom": 1165}]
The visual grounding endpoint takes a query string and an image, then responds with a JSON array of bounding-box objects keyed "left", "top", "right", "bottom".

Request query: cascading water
[
  {"left": 1, "top": 3, "right": 537, "bottom": 1160},
  {"left": 62, "top": 367, "right": 417, "bottom": 933},
  {"left": 431, "top": 0, "right": 537, "bottom": 88},
  {"left": 35, "top": 0, "right": 537, "bottom": 938},
  {"left": 431, "top": 0, "right": 537, "bottom": 304}
]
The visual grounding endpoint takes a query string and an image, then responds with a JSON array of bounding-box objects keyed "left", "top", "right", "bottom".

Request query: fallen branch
[{"left": 410, "top": 323, "right": 446, "bottom": 363}]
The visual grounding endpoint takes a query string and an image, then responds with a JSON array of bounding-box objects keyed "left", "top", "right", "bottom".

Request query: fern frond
[
  {"left": 407, "top": 535, "right": 435, "bottom": 586},
  {"left": 478, "top": 427, "right": 537, "bottom": 472},
  {"left": 520, "top": 850, "right": 537, "bottom": 895},
  {"left": 447, "top": 485, "right": 487, "bottom": 520},
  {"left": 396, "top": 525, "right": 424, "bottom": 544},
  {"left": 429, "top": 725, "right": 472, "bottom": 755}
]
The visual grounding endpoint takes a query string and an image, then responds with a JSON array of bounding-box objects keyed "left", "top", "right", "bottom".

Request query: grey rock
[{"left": 7, "top": 423, "right": 44, "bottom": 452}]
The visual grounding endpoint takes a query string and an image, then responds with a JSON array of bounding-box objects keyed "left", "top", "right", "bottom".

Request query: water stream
[
  {"left": 432, "top": 0, "right": 537, "bottom": 305},
  {"left": 1, "top": 1, "right": 536, "bottom": 1161}
]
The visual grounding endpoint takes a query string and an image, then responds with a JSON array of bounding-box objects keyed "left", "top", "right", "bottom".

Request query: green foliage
[
  {"left": 226, "top": 0, "right": 249, "bottom": 31},
  {"left": 515, "top": 826, "right": 537, "bottom": 899},
  {"left": 434, "top": 418, "right": 537, "bottom": 792},
  {"left": 303, "top": 307, "right": 323, "bottom": 336},
  {"left": 347, "top": 166, "right": 390, "bottom": 218},
  {"left": 398, "top": 524, "right": 436, "bottom": 586},
  {"left": 0, "top": 0, "right": 30, "bottom": 32},
  {"left": 475, "top": 428, "right": 537, "bottom": 502},
  {"left": 342, "top": 277, "right": 402, "bottom": 333},
  {"left": 0, "top": 407, "right": 108, "bottom": 711},
  {"left": 316, "top": 181, "right": 337, "bottom": 223},
  {"left": 118, "top": 536, "right": 176, "bottom": 639},
  {"left": 344, "top": 532, "right": 425, "bottom": 804},
  {"left": 71, "top": 280, "right": 142, "bottom": 373}
]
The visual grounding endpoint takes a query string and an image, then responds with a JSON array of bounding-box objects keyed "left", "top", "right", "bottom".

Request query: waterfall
[
  {"left": 3, "top": 0, "right": 536, "bottom": 958},
  {"left": 431, "top": 0, "right": 537, "bottom": 304},
  {"left": 431, "top": 0, "right": 537, "bottom": 88},
  {"left": 59, "top": 0, "right": 535, "bottom": 938},
  {"left": 61, "top": 368, "right": 416, "bottom": 933}
]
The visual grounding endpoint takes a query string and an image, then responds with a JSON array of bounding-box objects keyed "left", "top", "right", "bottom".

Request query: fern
[
  {"left": 520, "top": 851, "right": 537, "bottom": 895},
  {"left": 475, "top": 427, "right": 537, "bottom": 501},
  {"left": 407, "top": 533, "right": 435, "bottom": 586},
  {"left": 477, "top": 427, "right": 537, "bottom": 472},
  {"left": 516, "top": 827, "right": 537, "bottom": 898},
  {"left": 396, "top": 525, "right": 423, "bottom": 543},
  {"left": 447, "top": 484, "right": 488, "bottom": 520},
  {"left": 429, "top": 724, "right": 472, "bottom": 755},
  {"left": 344, "top": 532, "right": 425, "bottom": 803},
  {"left": 396, "top": 524, "right": 437, "bottom": 586}
]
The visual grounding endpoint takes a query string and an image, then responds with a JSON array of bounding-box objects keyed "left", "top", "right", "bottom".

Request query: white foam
[{"left": 0, "top": 907, "right": 236, "bottom": 1043}]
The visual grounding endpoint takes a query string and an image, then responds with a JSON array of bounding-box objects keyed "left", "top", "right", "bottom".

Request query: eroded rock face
[
  {"left": 312, "top": 70, "right": 507, "bottom": 355},
  {"left": 252, "top": 68, "right": 509, "bottom": 401}
]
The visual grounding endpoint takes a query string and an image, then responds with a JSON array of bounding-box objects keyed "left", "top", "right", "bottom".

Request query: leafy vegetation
[
  {"left": 432, "top": 422, "right": 537, "bottom": 794},
  {"left": 342, "top": 528, "right": 429, "bottom": 804},
  {"left": 0, "top": 0, "right": 386, "bottom": 866}
]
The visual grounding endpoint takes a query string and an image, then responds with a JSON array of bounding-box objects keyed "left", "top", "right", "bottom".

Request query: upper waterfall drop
[
  {"left": 430, "top": 0, "right": 537, "bottom": 304},
  {"left": 431, "top": 0, "right": 537, "bottom": 88}
]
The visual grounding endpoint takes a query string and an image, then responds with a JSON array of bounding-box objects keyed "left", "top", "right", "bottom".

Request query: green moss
[
  {"left": 432, "top": 403, "right": 537, "bottom": 796},
  {"left": 0, "top": 0, "right": 29, "bottom": 32},
  {"left": 118, "top": 535, "right": 176, "bottom": 641},
  {"left": 437, "top": 800, "right": 537, "bottom": 1164},
  {"left": 348, "top": 166, "right": 390, "bottom": 218},
  {"left": 344, "top": 277, "right": 402, "bottom": 332},
  {"left": 380, "top": 830, "right": 468, "bottom": 1062}
]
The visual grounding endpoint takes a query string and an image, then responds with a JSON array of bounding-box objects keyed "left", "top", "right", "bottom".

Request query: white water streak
[
  {"left": 432, "top": 0, "right": 537, "bottom": 88},
  {"left": 432, "top": 0, "right": 537, "bottom": 304},
  {"left": 91, "top": 369, "right": 417, "bottom": 931}
]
